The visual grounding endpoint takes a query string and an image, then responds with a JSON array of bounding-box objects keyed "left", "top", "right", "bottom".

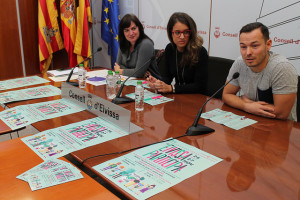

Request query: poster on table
[
  {"left": 0, "top": 85, "right": 61, "bottom": 104},
  {"left": 93, "top": 139, "right": 222, "bottom": 199},
  {"left": 0, "top": 99, "right": 84, "bottom": 130},
  {"left": 22, "top": 117, "right": 130, "bottom": 160},
  {"left": 0, "top": 76, "right": 49, "bottom": 91}
]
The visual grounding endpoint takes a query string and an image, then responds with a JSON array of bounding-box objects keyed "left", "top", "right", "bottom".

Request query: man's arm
[
  {"left": 273, "top": 93, "right": 296, "bottom": 120},
  {"left": 222, "top": 82, "right": 276, "bottom": 118}
]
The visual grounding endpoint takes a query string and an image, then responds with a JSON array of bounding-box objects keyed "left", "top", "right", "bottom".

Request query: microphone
[
  {"left": 112, "top": 56, "right": 155, "bottom": 104},
  {"left": 185, "top": 72, "right": 240, "bottom": 136},
  {"left": 66, "top": 47, "right": 102, "bottom": 86}
]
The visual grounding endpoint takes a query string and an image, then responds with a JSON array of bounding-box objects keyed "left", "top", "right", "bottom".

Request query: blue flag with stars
[{"left": 101, "top": 0, "right": 120, "bottom": 67}]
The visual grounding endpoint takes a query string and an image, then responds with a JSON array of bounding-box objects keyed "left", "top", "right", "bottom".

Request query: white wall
[{"left": 92, "top": 0, "right": 300, "bottom": 73}]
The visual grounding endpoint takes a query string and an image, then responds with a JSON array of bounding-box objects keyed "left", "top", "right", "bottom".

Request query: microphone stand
[
  {"left": 185, "top": 72, "right": 240, "bottom": 136},
  {"left": 112, "top": 57, "right": 154, "bottom": 104},
  {"left": 66, "top": 47, "right": 102, "bottom": 87}
]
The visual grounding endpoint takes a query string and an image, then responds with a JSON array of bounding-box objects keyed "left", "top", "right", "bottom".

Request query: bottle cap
[
  {"left": 137, "top": 80, "right": 142, "bottom": 85},
  {"left": 79, "top": 64, "right": 84, "bottom": 67},
  {"left": 115, "top": 71, "right": 119, "bottom": 74},
  {"left": 108, "top": 70, "right": 113, "bottom": 75}
]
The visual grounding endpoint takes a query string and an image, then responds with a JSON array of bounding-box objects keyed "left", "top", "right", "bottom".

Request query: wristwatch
[{"left": 172, "top": 84, "right": 175, "bottom": 93}]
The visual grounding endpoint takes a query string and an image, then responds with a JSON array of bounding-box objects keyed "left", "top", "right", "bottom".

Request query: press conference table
[{"left": 4, "top": 76, "right": 300, "bottom": 200}]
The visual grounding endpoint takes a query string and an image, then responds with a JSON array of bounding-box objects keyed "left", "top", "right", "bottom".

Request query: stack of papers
[
  {"left": 17, "top": 159, "right": 83, "bottom": 191},
  {"left": 201, "top": 108, "right": 257, "bottom": 130},
  {"left": 47, "top": 68, "right": 78, "bottom": 77}
]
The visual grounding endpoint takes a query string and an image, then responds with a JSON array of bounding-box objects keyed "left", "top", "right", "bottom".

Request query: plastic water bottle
[
  {"left": 106, "top": 70, "right": 116, "bottom": 99},
  {"left": 78, "top": 64, "right": 86, "bottom": 88},
  {"left": 135, "top": 80, "right": 144, "bottom": 111},
  {"left": 114, "top": 71, "right": 122, "bottom": 94}
]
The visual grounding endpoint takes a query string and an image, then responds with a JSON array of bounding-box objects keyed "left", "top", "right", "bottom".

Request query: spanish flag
[
  {"left": 38, "top": 0, "right": 64, "bottom": 73},
  {"left": 60, "top": 0, "right": 78, "bottom": 68},
  {"left": 74, "top": 0, "right": 92, "bottom": 67}
]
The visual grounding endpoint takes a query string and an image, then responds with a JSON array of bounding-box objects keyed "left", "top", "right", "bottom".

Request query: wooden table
[
  {"left": 0, "top": 138, "right": 119, "bottom": 200},
  {"left": 4, "top": 77, "right": 300, "bottom": 200},
  {"left": 70, "top": 87, "right": 300, "bottom": 200}
]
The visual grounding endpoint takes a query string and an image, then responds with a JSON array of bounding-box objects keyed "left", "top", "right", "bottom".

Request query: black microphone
[
  {"left": 112, "top": 56, "right": 155, "bottom": 104},
  {"left": 185, "top": 72, "right": 240, "bottom": 136},
  {"left": 66, "top": 47, "right": 102, "bottom": 86}
]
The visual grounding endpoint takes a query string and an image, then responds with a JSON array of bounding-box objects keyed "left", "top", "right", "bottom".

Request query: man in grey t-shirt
[{"left": 223, "top": 22, "right": 298, "bottom": 121}]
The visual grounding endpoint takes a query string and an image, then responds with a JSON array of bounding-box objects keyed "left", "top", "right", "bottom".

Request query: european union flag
[{"left": 101, "top": 0, "right": 120, "bottom": 67}]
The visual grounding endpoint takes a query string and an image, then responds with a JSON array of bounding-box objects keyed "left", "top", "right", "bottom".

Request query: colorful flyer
[
  {"left": 0, "top": 99, "right": 85, "bottom": 130},
  {"left": 0, "top": 85, "right": 61, "bottom": 104},
  {"left": 202, "top": 108, "right": 257, "bottom": 130},
  {"left": 17, "top": 159, "right": 83, "bottom": 191},
  {"left": 93, "top": 139, "right": 222, "bottom": 200},
  {"left": 0, "top": 76, "right": 49, "bottom": 91},
  {"left": 21, "top": 117, "right": 131, "bottom": 160},
  {"left": 125, "top": 80, "right": 150, "bottom": 88},
  {"left": 126, "top": 89, "right": 174, "bottom": 106}
]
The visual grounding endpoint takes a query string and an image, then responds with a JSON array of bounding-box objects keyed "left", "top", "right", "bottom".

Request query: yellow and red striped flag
[
  {"left": 74, "top": 0, "right": 93, "bottom": 67},
  {"left": 38, "top": 0, "right": 64, "bottom": 73},
  {"left": 60, "top": 0, "right": 78, "bottom": 68}
]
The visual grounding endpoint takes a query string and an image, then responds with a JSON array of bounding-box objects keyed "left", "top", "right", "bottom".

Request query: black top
[{"left": 161, "top": 43, "right": 208, "bottom": 94}]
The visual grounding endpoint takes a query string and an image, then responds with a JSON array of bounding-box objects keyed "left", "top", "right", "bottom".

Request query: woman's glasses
[{"left": 172, "top": 30, "right": 191, "bottom": 37}]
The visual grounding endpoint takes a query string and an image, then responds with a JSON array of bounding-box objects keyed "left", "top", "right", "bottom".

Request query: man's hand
[{"left": 244, "top": 101, "right": 276, "bottom": 118}]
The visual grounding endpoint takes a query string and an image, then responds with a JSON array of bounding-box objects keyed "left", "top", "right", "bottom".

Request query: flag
[
  {"left": 60, "top": 0, "right": 77, "bottom": 68},
  {"left": 74, "top": 0, "right": 93, "bottom": 67},
  {"left": 101, "top": 0, "right": 120, "bottom": 66},
  {"left": 38, "top": 0, "right": 64, "bottom": 73}
]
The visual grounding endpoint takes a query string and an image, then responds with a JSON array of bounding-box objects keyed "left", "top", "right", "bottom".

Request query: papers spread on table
[
  {"left": 124, "top": 79, "right": 150, "bottom": 88},
  {"left": 0, "top": 99, "right": 84, "bottom": 130},
  {"left": 48, "top": 69, "right": 134, "bottom": 86},
  {"left": 93, "top": 139, "right": 222, "bottom": 200},
  {"left": 201, "top": 108, "right": 257, "bottom": 130},
  {"left": 17, "top": 159, "right": 83, "bottom": 191},
  {"left": 47, "top": 67, "right": 79, "bottom": 77},
  {"left": 0, "top": 85, "right": 61, "bottom": 104},
  {"left": 0, "top": 76, "right": 49, "bottom": 91},
  {"left": 21, "top": 117, "right": 132, "bottom": 160},
  {"left": 126, "top": 89, "right": 174, "bottom": 106}
]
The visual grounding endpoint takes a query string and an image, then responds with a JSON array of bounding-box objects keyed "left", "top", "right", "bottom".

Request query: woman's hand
[
  {"left": 153, "top": 80, "right": 172, "bottom": 93},
  {"left": 114, "top": 63, "right": 123, "bottom": 74},
  {"left": 146, "top": 75, "right": 158, "bottom": 90}
]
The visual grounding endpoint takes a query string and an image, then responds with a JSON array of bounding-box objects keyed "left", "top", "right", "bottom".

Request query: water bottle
[
  {"left": 78, "top": 64, "right": 86, "bottom": 88},
  {"left": 135, "top": 80, "right": 144, "bottom": 111},
  {"left": 114, "top": 71, "right": 122, "bottom": 94},
  {"left": 106, "top": 70, "right": 116, "bottom": 99}
]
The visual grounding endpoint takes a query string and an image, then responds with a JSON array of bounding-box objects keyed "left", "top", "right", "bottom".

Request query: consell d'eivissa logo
[
  {"left": 214, "top": 26, "right": 238, "bottom": 39},
  {"left": 273, "top": 37, "right": 300, "bottom": 45},
  {"left": 87, "top": 94, "right": 93, "bottom": 110}
]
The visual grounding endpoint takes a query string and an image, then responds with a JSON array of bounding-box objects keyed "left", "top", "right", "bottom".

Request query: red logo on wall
[{"left": 214, "top": 27, "right": 220, "bottom": 38}]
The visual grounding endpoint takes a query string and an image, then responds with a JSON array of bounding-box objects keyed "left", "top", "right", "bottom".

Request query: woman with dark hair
[
  {"left": 147, "top": 12, "right": 208, "bottom": 94},
  {"left": 114, "top": 14, "right": 160, "bottom": 78}
]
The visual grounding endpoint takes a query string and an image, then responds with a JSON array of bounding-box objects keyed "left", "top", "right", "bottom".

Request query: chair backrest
[
  {"left": 205, "top": 56, "right": 234, "bottom": 99},
  {"left": 297, "top": 76, "right": 300, "bottom": 122}
]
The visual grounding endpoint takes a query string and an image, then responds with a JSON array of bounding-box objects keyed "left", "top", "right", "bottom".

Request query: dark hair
[
  {"left": 239, "top": 22, "right": 269, "bottom": 41},
  {"left": 118, "top": 14, "right": 152, "bottom": 52},
  {"left": 167, "top": 12, "right": 203, "bottom": 67}
]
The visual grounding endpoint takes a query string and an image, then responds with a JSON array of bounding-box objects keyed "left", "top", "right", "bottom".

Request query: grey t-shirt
[
  {"left": 227, "top": 51, "right": 298, "bottom": 121},
  {"left": 116, "top": 38, "right": 160, "bottom": 78}
]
